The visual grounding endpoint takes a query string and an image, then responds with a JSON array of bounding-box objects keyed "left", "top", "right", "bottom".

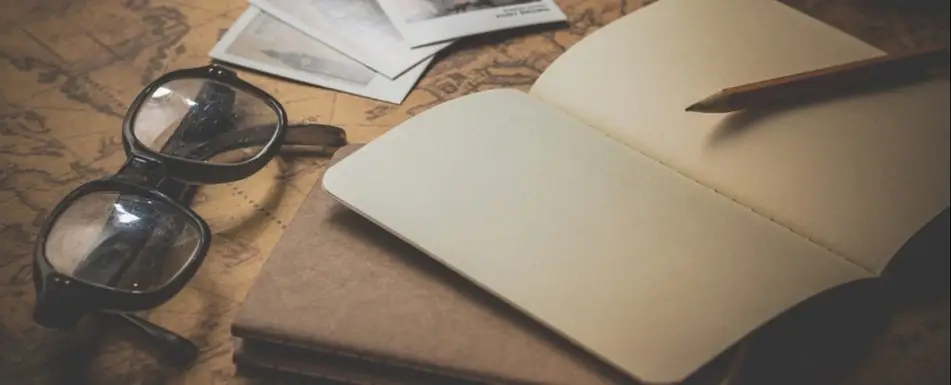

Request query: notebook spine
[
  {"left": 232, "top": 330, "right": 505, "bottom": 385},
  {"left": 601, "top": 131, "right": 874, "bottom": 274},
  {"left": 234, "top": 353, "right": 371, "bottom": 385}
]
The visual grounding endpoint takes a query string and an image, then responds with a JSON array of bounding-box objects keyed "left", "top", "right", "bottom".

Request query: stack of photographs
[{"left": 210, "top": 0, "right": 567, "bottom": 104}]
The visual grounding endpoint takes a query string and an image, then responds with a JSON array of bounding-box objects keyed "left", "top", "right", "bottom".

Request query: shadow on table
[{"left": 735, "top": 208, "right": 949, "bottom": 385}]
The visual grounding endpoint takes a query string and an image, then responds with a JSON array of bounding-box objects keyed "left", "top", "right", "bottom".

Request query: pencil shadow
[
  {"left": 706, "top": 76, "right": 940, "bottom": 145},
  {"left": 705, "top": 90, "right": 850, "bottom": 146},
  {"left": 706, "top": 106, "right": 784, "bottom": 144}
]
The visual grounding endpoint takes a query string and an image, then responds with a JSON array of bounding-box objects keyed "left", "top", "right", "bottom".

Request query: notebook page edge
[
  {"left": 321, "top": 89, "right": 872, "bottom": 383},
  {"left": 526, "top": 0, "right": 878, "bottom": 274},
  {"left": 528, "top": 0, "right": 947, "bottom": 275}
]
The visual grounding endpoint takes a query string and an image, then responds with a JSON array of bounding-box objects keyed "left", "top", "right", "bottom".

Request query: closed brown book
[
  {"left": 232, "top": 144, "right": 741, "bottom": 384},
  {"left": 231, "top": 144, "right": 633, "bottom": 384},
  {"left": 233, "top": 337, "right": 484, "bottom": 385}
]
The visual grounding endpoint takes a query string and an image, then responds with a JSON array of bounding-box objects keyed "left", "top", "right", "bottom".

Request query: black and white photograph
[
  {"left": 377, "top": 0, "right": 566, "bottom": 47},
  {"left": 209, "top": 7, "right": 430, "bottom": 104},
  {"left": 250, "top": 0, "right": 451, "bottom": 79},
  {"left": 398, "top": 0, "right": 543, "bottom": 23}
]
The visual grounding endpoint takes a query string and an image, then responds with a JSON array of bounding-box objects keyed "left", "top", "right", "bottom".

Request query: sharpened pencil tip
[
  {"left": 685, "top": 92, "right": 733, "bottom": 113},
  {"left": 685, "top": 100, "right": 718, "bottom": 113},
  {"left": 685, "top": 93, "right": 722, "bottom": 113}
]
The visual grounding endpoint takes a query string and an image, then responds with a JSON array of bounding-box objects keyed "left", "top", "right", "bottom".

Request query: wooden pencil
[{"left": 686, "top": 45, "right": 949, "bottom": 113}]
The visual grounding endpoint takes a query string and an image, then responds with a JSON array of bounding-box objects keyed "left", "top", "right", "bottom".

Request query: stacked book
[
  {"left": 208, "top": 0, "right": 568, "bottom": 104},
  {"left": 230, "top": 145, "right": 652, "bottom": 385},
  {"left": 226, "top": 0, "right": 950, "bottom": 384}
]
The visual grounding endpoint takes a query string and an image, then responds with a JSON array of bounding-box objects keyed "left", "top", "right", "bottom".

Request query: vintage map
[{"left": 0, "top": 0, "right": 947, "bottom": 384}]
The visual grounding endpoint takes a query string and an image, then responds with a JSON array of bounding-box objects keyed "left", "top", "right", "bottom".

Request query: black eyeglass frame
[
  {"left": 122, "top": 64, "right": 290, "bottom": 185},
  {"left": 31, "top": 64, "right": 347, "bottom": 365},
  {"left": 32, "top": 178, "right": 212, "bottom": 311}
]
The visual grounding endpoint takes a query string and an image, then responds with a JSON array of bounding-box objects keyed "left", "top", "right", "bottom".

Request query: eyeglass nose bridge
[{"left": 115, "top": 156, "right": 170, "bottom": 182}]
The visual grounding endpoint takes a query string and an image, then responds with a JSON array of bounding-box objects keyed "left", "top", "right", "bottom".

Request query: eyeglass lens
[
  {"left": 44, "top": 192, "right": 201, "bottom": 292},
  {"left": 132, "top": 78, "right": 279, "bottom": 165}
]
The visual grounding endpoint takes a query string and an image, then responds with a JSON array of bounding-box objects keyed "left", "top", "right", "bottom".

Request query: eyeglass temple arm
[
  {"left": 114, "top": 123, "right": 346, "bottom": 361},
  {"left": 70, "top": 215, "right": 195, "bottom": 365},
  {"left": 158, "top": 78, "right": 345, "bottom": 198},
  {"left": 86, "top": 88, "right": 344, "bottom": 362},
  {"left": 113, "top": 312, "right": 198, "bottom": 366},
  {"left": 34, "top": 80, "right": 339, "bottom": 367},
  {"left": 150, "top": 122, "right": 346, "bottom": 205},
  {"left": 69, "top": 230, "right": 196, "bottom": 366},
  {"left": 181, "top": 123, "right": 348, "bottom": 162}
]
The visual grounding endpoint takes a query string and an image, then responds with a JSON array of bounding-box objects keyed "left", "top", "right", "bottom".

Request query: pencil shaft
[{"left": 689, "top": 46, "right": 949, "bottom": 113}]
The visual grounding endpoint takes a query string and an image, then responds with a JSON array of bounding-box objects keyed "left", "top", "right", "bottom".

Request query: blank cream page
[
  {"left": 323, "top": 89, "right": 870, "bottom": 383},
  {"left": 530, "top": 0, "right": 950, "bottom": 274}
]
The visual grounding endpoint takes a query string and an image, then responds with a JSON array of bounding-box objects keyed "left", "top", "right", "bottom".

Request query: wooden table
[{"left": 1, "top": 1, "right": 947, "bottom": 384}]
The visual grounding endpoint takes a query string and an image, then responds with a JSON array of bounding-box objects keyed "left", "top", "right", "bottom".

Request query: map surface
[{"left": 0, "top": 1, "right": 947, "bottom": 384}]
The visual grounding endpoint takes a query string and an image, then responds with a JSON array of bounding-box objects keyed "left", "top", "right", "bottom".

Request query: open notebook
[{"left": 322, "top": 0, "right": 950, "bottom": 383}]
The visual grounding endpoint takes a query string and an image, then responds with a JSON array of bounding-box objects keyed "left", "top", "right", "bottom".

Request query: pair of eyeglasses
[{"left": 31, "top": 64, "right": 347, "bottom": 366}]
